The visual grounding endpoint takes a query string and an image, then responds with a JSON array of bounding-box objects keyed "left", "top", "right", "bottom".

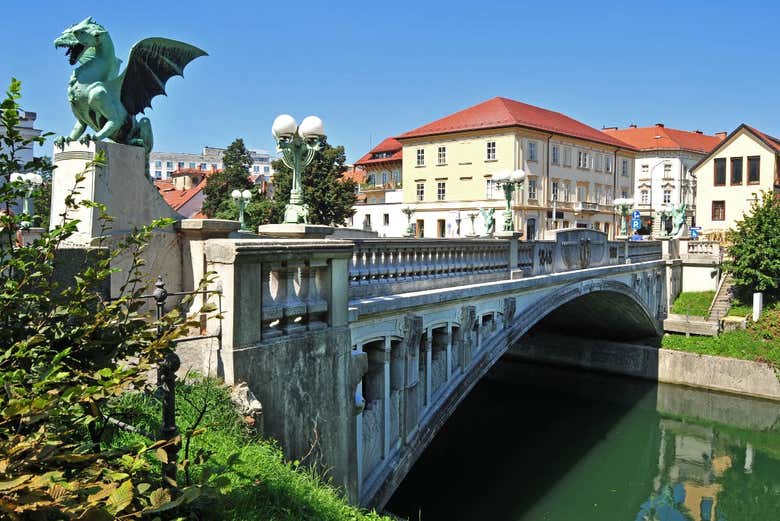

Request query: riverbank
[
  {"left": 110, "top": 380, "right": 391, "bottom": 521},
  {"left": 507, "top": 332, "right": 780, "bottom": 401},
  {"left": 662, "top": 296, "right": 780, "bottom": 367}
]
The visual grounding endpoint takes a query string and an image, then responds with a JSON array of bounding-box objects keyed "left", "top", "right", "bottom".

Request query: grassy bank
[
  {"left": 670, "top": 291, "right": 715, "bottom": 316},
  {"left": 109, "top": 379, "right": 392, "bottom": 521},
  {"left": 662, "top": 297, "right": 780, "bottom": 368}
]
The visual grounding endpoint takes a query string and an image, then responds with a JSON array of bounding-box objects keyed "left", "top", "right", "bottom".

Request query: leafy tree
[
  {"left": 0, "top": 79, "right": 224, "bottom": 519},
  {"left": 270, "top": 138, "right": 357, "bottom": 226},
  {"left": 201, "top": 138, "right": 254, "bottom": 218},
  {"left": 725, "top": 190, "right": 780, "bottom": 296}
]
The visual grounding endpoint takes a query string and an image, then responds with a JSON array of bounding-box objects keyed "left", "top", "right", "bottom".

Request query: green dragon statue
[{"left": 54, "top": 17, "right": 206, "bottom": 156}]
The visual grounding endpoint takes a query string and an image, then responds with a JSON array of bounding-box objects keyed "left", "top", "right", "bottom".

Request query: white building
[
  {"left": 349, "top": 189, "right": 409, "bottom": 237},
  {"left": 603, "top": 124, "right": 723, "bottom": 235},
  {"left": 149, "top": 146, "right": 274, "bottom": 181},
  {"left": 1, "top": 110, "right": 41, "bottom": 168}
]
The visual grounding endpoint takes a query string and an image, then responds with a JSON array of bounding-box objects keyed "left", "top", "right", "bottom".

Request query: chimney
[
  {"left": 694, "top": 130, "right": 703, "bottom": 134},
  {"left": 715, "top": 131, "right": 727, "bottom": 140},
  {"left": 629, "top": 124, "right": 637, "bottom": 128},
  {"left": 655, "top": 123, "right": 664, "bottom": 128},
  {"left": 602, "top": 126, "right": 618, "bottom": 131}
]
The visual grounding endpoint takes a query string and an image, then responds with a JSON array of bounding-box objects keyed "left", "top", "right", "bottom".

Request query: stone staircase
[{"left": 708, "top": 273, "right": 734, "bottom": 322}]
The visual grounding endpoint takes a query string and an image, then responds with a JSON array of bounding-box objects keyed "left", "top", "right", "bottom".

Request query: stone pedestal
[
  {"left": 51, "top": 142, "right": 183, "bottom": 296},
  {"left": 257, "top": 223, "right": 335, "bottom": 239}
]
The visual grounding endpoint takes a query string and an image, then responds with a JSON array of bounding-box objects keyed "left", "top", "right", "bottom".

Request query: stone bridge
[{"left": 199, "top": 228, "right": 676, "bottom": 507}]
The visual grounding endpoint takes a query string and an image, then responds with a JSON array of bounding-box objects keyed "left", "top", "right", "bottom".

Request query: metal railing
[{"left": 111, "top": 276, "right": 222, "bottom": 486}]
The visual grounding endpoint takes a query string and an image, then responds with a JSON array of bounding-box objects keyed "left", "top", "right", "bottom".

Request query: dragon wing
[{"left": 119, "top": 38, "right": 207, "bottom": 116}]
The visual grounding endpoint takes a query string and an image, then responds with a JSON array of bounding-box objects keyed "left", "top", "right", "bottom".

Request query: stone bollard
[{"left": 753, "top": 292, "right": 763, "bottom": 322}]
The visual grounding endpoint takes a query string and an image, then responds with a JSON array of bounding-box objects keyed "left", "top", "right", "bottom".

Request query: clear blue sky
[{"left": 3, "top": 0, "right": 780, "bottom": 163}]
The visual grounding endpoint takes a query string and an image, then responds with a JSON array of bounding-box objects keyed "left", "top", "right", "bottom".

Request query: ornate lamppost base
[{"left": 284, "top": 203, "right": 309, "bottom": 224}]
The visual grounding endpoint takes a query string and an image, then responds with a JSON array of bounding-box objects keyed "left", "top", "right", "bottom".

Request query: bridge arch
[
  {"left": 504, "top": 278, "right": 663, "bottom": 347},
  {"left": 363, "top": 276, "right": 664, "bottom": 507}
]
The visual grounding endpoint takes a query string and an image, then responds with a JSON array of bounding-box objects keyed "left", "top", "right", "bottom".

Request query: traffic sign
[
  {"left": 631, "top": 210, "right": 641, "bottom": 220},
  {"left": 631, "top": 218, "right": 642, "bottom": 230},
  {"left": 690, "top": 226, "right": 701, "bottom": 239}
]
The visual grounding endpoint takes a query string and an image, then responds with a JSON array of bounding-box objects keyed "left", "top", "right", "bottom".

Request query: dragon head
[{"left": 54, "top": 17, "right": 108, "bottom": 66}]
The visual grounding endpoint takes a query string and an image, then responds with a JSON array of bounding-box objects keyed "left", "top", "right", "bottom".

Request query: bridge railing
[
  {"left": 626, "top": 241, "right": 664, "bottom": 263},
  {"left": 349, "top": 239, "right": 509, "bottom": 298}
]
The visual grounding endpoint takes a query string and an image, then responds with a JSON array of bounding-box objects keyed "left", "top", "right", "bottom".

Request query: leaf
[
  {"left": 106, "top": 479, "right": 133, "bottom": 515},
  {"left": 180, "top": 486, "right": 200, "bottom": 504},
  {"left": 136, "top": 482, "right": 151, "bottom": 495},
  {"left": 155, "top": 448, "right": 168, "bottom": 464},
  {"left": 149, "top": 487, "right": 171, "bottom": 508},
  {"left": 0, "top": 474, "right": 31, "bottom": 491},
  {"left": 78, "top": 507, "right": 114, "bottom": 521}
]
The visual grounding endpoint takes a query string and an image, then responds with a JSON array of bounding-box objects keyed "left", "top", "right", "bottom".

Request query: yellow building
[
  {"left": 396, "top": 97, "right": 637, "bottom": 239},
  {"left": 691, "top": 124, "right": 780, "bottom": 235}
]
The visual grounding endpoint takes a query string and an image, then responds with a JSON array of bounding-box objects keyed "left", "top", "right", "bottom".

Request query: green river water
[{"left": 386, "top": 361, "right": 780, "bottom": 521}]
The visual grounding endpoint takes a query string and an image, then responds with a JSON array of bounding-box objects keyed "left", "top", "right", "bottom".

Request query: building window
[
  {"left": 416, "top": 148, "right": 425, "bottom": 166},
  {"left": 577, "top": 186, "right": 586, "bottom": 202},
  {"left": 552, "top": 145, "right": 560, "bottom": 165},
  {"left": 595, "top": 154, "right": 602, "bottom": 172},
  {"left": 437, "top": 146, "right": 446, "bottom": 165},
  {"left": 189, "top": 162, "right": 196, "bottom": 168},
  {"left": 366, "top": 173, "right": 376, "bottom": 187},
  {"left": 416, "top": 182, "right": 425, "bottom": 201},
  {"left": 713, "top": 158, "right": 726, "bottom": 186},
  {"left": 437, "top": 181, "right": 446, "bottom": 201},
  {"left": 166, "top": 161, "right": 173, "bottom": 169},
  {"left": 381, "top": 172, "right": 388, "bottom": 185},
  {"left": 154, "top": 170, "right": 162, "bottom": 179},
  {"left": 748, "top": 156, "right": 760, "bottom": 184},
  {"left": 264, "top": 166, "right": 270, "bottom": 173},
  {"left": 730, "top": 157, "right": 743, "bottom": 185},
  {"left": 528, "top": 141, "right": 538, "bottom": 162},
  {"left": 155, "top": 160, "right": 162, "bottom": 168},
  {"left": 563, "top": 147, "right": 572, "bottom": 167},
  {"left": 641, "top": 190, "right": 649, "bottom": 205},
  {"left": 166, "top": 171, "right": 173, "bottom": 177},
  {"left": 622, "top": 190, "right": 629, "bottom": 199},
  {"left": 211, "top": 163, "right": 218, "bottom": 170},
  {"left": 177, "top": 161, "right": 185, "bottom": 169},
  {"left": 712, "top": 200, "right": 725, "bottom": 221},
  {"left": 563, "top": 181, "right": 571, "bottom": 201},
  {"left": 528, "top": 179, "right": 537, "bottom": 200},
  {"left": 577, "top": 151, "right": 589, "bottom": 169},
  {"left": 621, "top": 159, "right": 629, "bottom": 177},
  {"left": 253, "top": 165, "right": 260, "bottom": 173},
  {"left": 200, "top": 163, "right": 207, "bottom": 170},
  {"left": 605, "top": 156, "right": 613, "bottom": 173},
  {"left": 552, "top": 181, "right": 559, "bottom": 201},
  {"left": 641, "top": 164, "right": 649, "bottom": 176},
  {"left": 663, "top": 163, "right": 672, "bottom": 178},
  {"left": 485, "top": 179, "right": 494, "bottom": 199},
  {"left": 563, "top": 220, "right": 570, "bottom": 228},
  {"left": 663, "top": 190, "right": 671, "bottom": 204},
  {"left": 486, "top": 141, "right": 496, "bottom": 160},
  {"left": 383, "top": 213, "right": 390, "bottom": 226}
]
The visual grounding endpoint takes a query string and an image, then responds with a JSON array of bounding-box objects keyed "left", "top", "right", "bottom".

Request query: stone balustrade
[
  {"left": 349, "top": 239, "right": 510, "bottom": 298},
  {"left": 625, "top": 241, "right": 664, "bottom": 263},
  {"left": 205, "top": 239, "right": 354, "bottom": 357},
  {"left": 684, "top": 240, "right": 721, "bottom": 258}
]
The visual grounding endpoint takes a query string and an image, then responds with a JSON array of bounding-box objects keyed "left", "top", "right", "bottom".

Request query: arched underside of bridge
[
  {"left": 361, "top": 278, "right": 664, "bottom": 508},
  {"left": 525, "top": 288, "right": 662, "bottom": 342}
]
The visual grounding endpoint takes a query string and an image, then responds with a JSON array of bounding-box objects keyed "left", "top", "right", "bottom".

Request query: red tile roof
[
  {"left": 744, "top": 125, "right": 780, "bottom": 154},
  {"left": 397, "top": 97, "right": 634, "bottom": 149},
  {"left": 354, "top": 137, "right": 403, "bottom": 166},
  {"left": 155, "top": 178, "right": 206, "bottom": 212},
  {"left": 341, "top": 166, "right": 367, "bottom": 183},
  {"left": 602, "top": 125, "right": 723, "bottom": 154}
]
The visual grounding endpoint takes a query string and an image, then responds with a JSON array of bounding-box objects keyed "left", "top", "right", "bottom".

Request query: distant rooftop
[{"left": 603, "top": 123, "right": 724, "bottom": 154}]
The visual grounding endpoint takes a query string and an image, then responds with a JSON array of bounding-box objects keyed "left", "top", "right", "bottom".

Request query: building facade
[
  {"left": 603, "top": 124, "right": 723, "bottom": 235},
  {"left": 396, "top": 97, "right": 637, "bottom": 239},
  {"left": 692, "top": 124, "right": 780, "bottom": 235},
  {"left": 149, "top": 146, "right": 274, "bottom": 181},
  {"left": 1, "top": 110, "right": 41, "bottom": 168},
  {"left": 351, "top": 138, "right": 405, "bottom": 235}
]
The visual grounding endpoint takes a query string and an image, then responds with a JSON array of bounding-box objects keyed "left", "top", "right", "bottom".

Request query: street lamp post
[
  {"left": 613, "top": 197, "right": 635, "bottom": 238},
  {"left": 467, "top": 212, "right": 478, "bottom": 237},
  {"left": 231, "top": 189, "right": 252, "bottom": 231},
  {"left": 10, "top": 172, "right": 43, "bottom": 228},
  {"left": 493, "top": 170, "right": 526, "bottom": 232},
  {"left": 271, "top": 114, "right": 325, "bottom": 224}
]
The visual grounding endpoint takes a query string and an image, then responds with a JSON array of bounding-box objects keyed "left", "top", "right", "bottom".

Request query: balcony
[{"left": 573, "top": 201, "right": 599, "bottom": 213}]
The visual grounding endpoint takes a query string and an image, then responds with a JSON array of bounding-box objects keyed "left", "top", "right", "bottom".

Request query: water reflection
[{"left": 386, "top": 361, "right": 780, "bottom": 521}]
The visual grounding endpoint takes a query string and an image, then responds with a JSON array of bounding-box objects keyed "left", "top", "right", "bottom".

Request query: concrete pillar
[
  {"left": 425, "top": 328, "right": 433, "bottom": 407},
  {"left": 446, "top": 323, "right": 453, "bottom": 380},
  {"left": 328, "top": 257, "right": 349, "bottom": 327},
  {"left": 745, "top": 443, "right": 754, "bottom": 474},
  {"left": 382, "top": 337, "right": 392, "bottom": 459}
]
